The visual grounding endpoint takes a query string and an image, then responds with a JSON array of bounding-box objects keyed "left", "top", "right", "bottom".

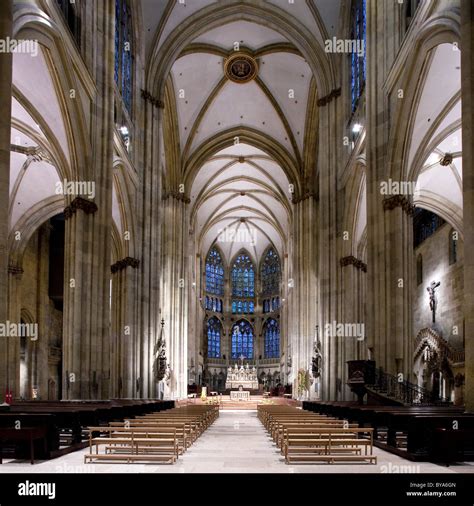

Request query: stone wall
[
  {"left": 21, "top": 223, "right": 63, "bottom": 399},
  {"left": 413, "top": 223, "right": 464, "bottom": 351}
]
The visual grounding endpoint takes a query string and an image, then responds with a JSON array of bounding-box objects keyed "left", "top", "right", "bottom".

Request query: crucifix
[
  {"left": 427, "top": 280, "right": 441, "bottom": 323},
  {"left": 239, "top": 354, "right": 245, "bottom": 367}
]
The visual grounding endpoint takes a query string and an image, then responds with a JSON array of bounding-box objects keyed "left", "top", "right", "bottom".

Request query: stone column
[
  {"left": 110, "top": 258, "right": 140, "bottom": 398},
  {"left": 6, "top": 266, "right": 22, "bottom": 397},
  {"left": 0, "top": 0, "right": 13, "bottom": 399},
  {"left": 317, "top": 95, "right": 341, "bottom": 401},
  {"left": 62, "top": 0, "right": 114, "bottom": 400},
  {"left": 461, "top": 0, "right": 474, "bottom": 413},
  {"left": 136, "top": 94, "right": 162, "bottom": 399},
  {"left": 160, "top": 194, "right": 189, "bottom": 399},
  {"left": 366, "top": 0, "right": 412, "bottom": 380},
  {"left": 339, "top": 256, "right": 368, "bottom": 399},
  {"left": 289, "top": 195, "right": 317, "bottom": 399}
]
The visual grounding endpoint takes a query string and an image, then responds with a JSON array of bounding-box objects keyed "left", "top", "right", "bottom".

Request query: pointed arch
[
  {"left": 231, "top": 319, "right": 254, "bottom": 359},
  {"left": 205, "top": 246, "right": 225, "bottom": 296},
  {"left": 206, "top": 316, "right": 222, "bottom": 359},
  {"left": 263, "top": 317, "right": 280, "bottom": 359}
]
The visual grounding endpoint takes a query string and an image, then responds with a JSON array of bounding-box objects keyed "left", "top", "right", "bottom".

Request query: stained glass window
[
  {"left": 350, "top": 0, "right": 366, "bottom": 112},
  {"left": 232, "top": 253, "right": 254, "bottom": 297},
  {"left": 261, "top": 248, "right": 281, "bottom": 296},
  {"left": 207, "top": 317, "right": 221, "bottom": 359},
  {"left": 231, "top": 251, "right": 255, "bottom": 314},
  {"left": 115, "top": 0, "right": 133, "bottom": 114},
  {"left": 231, "top": 320, "right": 254, "bottom": 359},
  {"left": 264, "top": 318, "right": 280, "bottom": 359},
  {"left": 206, "top": 248, "right": 224, "bottom": 296}
]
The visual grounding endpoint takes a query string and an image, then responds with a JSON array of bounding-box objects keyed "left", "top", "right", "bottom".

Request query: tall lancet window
[
  {"left": 115, "top": 0, "right": 133, "bottom": 114},
  {"left": 261, "top": 247, "right": 281, "bottom": 314},
  {"left": 205, "top": 247, "right": 224, "bottom": 313},
  {"left": 264, "top": 318, "right": 280, "bottom": 359},
  {"left": 231, "top": 320, "right": 254, "bottom": 359},
  {"left": 350, "top": 0, "right": 366, "bottom": 112},
  {"left": 207, "top": 317, "right": 222, "bottom": 359},
  {"left": 231, "top": 252, "right": 255, "bottom": 315}
]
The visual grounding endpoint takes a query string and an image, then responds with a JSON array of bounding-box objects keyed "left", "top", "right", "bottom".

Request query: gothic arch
[
  {"left": 13, "top": 2, "right": 92, "bottom": 180},
  {"left": 146, "top": 1, "right": 336, "bottom": 104},
  {"left": 8, "top": 196, "right": 64, "bottom": 271},
  {"left": 184, "top": 127, "right": 301, "bottom": 196},
  {"left": 387, "top": 16, "right": 461, "bottom": 184}
]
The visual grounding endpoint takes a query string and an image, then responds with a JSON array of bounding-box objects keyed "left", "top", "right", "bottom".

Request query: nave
[{"left": 1, "top": 409, "right": 473, "bottom": 475}]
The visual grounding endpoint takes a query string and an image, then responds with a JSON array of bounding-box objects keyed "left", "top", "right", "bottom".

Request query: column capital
[
  {"left": 317, "top": 87, "right": 341, "bottom": 107},
  {"left": 382, "top": 195, "right": 414, "bottom": 216},
  {"left": 292, "top": 191, "right": 316, "bottom": 204},
  {"left": 340, "top": 255, "right": 367, "bottom": 273},
  {"left": 111, "top": 256, "right": 140, "bottom": 274},
  {"left": 163, "top": 190, "right": 191, "bottom": 204},
  {"left": 141, "top": 89, "right": 164, "bottom": 109},
  {"left": 8, "top": 265, "right": 24, "bottom": 277},
  {"left": 64, "top": 197, "right": 98, "bottom": 219}
]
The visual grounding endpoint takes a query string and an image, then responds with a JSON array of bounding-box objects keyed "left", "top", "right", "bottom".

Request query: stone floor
[{"left": 1, "top": 410, "right": 474, "bottom": 474}]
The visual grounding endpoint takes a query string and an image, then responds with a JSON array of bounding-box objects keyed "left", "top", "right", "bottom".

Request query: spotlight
[{"left": 352, "top": 123, "right": 363, "bottom": 134}]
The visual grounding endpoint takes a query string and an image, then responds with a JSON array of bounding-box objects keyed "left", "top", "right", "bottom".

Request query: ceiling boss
[{"left": 224, "top": 52, "right": 259, "bottom": 84}]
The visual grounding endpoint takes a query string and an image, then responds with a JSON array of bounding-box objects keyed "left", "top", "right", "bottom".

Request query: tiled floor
[{"left": 1, "top": 410, "right": 473, "bottom": 474}]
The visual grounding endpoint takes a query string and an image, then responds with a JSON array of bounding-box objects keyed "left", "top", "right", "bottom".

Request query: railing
[{"left": 367, "top": 366, "right": 450, "bottom": 405}]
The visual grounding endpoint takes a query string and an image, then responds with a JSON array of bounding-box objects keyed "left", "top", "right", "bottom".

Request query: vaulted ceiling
[
  {"left": 410, "top": 43, "right": 462, "bottom": 232},
  {"left": 146, "top": 0, "right": 341, "bottom": 262}
]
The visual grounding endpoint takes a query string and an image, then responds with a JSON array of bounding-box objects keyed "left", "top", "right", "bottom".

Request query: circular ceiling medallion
[{"left": 224, "top": 53, "right": 258, "bottom": 84}]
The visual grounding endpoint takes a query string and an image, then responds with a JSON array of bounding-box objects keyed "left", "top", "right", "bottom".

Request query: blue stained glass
[
  {"left": 115, "top": 0, "right": 133, "bottom": 114},
  {"left": 264, "top": 318, "right": 280, "bottom": 359},
  {"left": 207, "top": 317, "right": 221, "bottom": 359},
  {"left": 249, "top": 301, "right": 254, "bottom": 314},
  {"left": 232, "top": 301, "right": 237, "bottom": 314},
  {"left": 232, "top": 253, "right": 254, "bottom": 297},
  {"left": 261, "top": 248, "right": 281, "bottom": 296},
  {"left": 350, "top": 0, "right": 366, "bottom": 113},
  {"left": 231, "top": 320, "right": 254, "bottom": 359},
  {"left": 205, "top": 248, "right": 224, "bottom": 296}
]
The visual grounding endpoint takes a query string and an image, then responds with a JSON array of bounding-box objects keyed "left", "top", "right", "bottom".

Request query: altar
[
  {"left": 225, "top": 363, "right": 258, "bottom": 390},
  {"left": 230, "top": 390, "right": 250, "bottom": 401}
]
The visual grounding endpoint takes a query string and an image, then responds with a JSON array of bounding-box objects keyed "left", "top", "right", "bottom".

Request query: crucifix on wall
[{"left": 427, "top": 280, "right": 441, "bottom": 324}]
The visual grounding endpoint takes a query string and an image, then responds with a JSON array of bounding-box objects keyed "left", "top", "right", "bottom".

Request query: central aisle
[{"left": 179, "top": 410, "right": 283, "bottom": 472}]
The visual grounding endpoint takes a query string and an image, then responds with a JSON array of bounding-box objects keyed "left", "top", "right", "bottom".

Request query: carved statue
[
  {"left": 153, "top": 320, "right": 168, "bottom": 382},
  {"left": 311, "top": 339, "right": 322, "bottom": 379},
  {"left": 427, "top": 281, "right": 441, "bottom": 323}
]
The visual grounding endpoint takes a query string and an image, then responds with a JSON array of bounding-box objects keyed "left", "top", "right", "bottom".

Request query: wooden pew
[{"left": 85, "top": 405, "right": 217, "bottom": 465}]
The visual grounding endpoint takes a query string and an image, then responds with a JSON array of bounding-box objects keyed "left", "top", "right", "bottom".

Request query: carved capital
[
  {"left": 340, "top": 255, "right": 367, "bottom": 273},
  {"left": 317, "top": 87, "right": 341, "bottom": 107},
  {"left": 292, "top": 191, "right": 316, "bottom": 204},
  {"left": 163, "top": 190, "right": 191, "bottom": 204},
  {"left": 8, "top": 265, "right": 24, "bottom": 276},
  {"left": 382, "top": 195, "right": 414, "bottom": 216},
  {"left": 141, "top": 89, "right": 164, "bottom": 108},
  {"left": 111, "top": 256, "right": 140, "bottom": 274},
  {"left": 64, "top": 197, "right": 98, "bottom": 219}
]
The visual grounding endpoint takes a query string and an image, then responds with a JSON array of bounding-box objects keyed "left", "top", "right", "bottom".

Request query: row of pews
[
  {"left": 303, "top": 401, "right": 474, "bottom": 463},
  {"left": 0, "top": 400, "right": 174, "bottom": 463},
  {"left": 85, "top": 404, "right": 219, "bottom": 464},
  {"left": 258, "top": 404, "right": 377, "bottom": 464}
]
